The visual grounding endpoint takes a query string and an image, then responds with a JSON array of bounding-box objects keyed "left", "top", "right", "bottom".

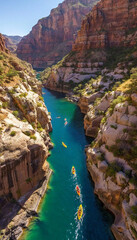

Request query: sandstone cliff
[
  {"left": 86, "top": 68, "right": 137, "bottom": 240},
  {"left": 41, "top": 0, "right": 137, "bottom": 91},
  {"left": 73, "top": 0, "right": 137, "bottom": 51},
  {"left": 0, "top": 37, "right": 52, "bottom": 239},
  {"left": 0, "top": 34, "right": 9, "bottom": 53},
  {"left": 16, "top": 0, "right": 98, "bottom": 69},
  {"left": 41, "top": 0, "right": 137, "bottom": 239}
]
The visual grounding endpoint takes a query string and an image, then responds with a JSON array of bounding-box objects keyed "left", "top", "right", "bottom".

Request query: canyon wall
[
  {"left": 42, "top": 0, "right": 137, "bottom": 239},
  {"left": 86, "top": 71, "right": 137, "bottom": 239},
  {"left": 73, "top": 0, "right": 137, "bottom": 51},
  {"left": 0, "top": 35, "right": 53, "bottom": 238},
  {"left": 16, "top": 0, "right": 98, "bottom": 69},
  {"left": 0, "top": 34, "right": 9, "bottom": 53},
  {"left": 41, "top": 0, "right": 137, "bottom": 91}
]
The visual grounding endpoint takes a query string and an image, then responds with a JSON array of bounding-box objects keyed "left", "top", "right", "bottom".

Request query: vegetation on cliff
[
  {"left": 41, "top": 0, "right": 137, "bottom": 238},
  {"left": 0, "top": 38, "right": 53, "bottom": 239}
]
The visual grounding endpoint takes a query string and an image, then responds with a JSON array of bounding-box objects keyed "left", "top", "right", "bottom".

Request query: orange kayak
[
  {"left": 76, "top": 185, "right": 80, "bottom": 196},
  {"left": 72, "top": 166, "right": 75, "bottom": 175}
]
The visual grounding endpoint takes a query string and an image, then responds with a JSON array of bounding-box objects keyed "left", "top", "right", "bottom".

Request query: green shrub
[
  {"left": 131, "top": 206, "right": 137, "bottom": 223},
  {"left": 101, "top": 116, "right": 107, "bottom": 124},
  {"left": 90, "top": 141, "right": 95, "bottom": 148},
  {"left": 110, "top": 124, "right": 117, "bottom": 129},
  {"left": 129, "top": 176, "right": 137, "bottom": 186},
  {"left": 9, "top": 89, "right": 16, "bottom": 95},
  {"left": 10, "top": 131, "right": 16, "bottom": 137},
  {"left": 106, "top": 162, "right": 122, "bottom": 178},
  {"left": 13, "top": 111, "right": 19, "bottom": 117},
  {"left": 0, "top": 55, "right": 4, "bottom": 60},
  {"left": 2, "top": 102, "right": 8, "bottom": 109},
  {"left": 37, "top": 122, "right": 42, "bottom": 129},
  {"left": 97, "top": 153, "right": 105, "bottom": 161},
  {"left": 0, "top": 66, "right": 3, "bottom": 74},
  {"left": 105, "top": 145, "right": 109, "bottom": 150},
  {"left": 125, "top": 170, "right": 132, "bottom": 178},
  {"left": 25, "top": 178, "right": 32, "bottom": 184},
  {"left": 39, "top": 96, "right": 43, "bottom": 101},
  {"left": 22, "top": 118, "right": 27, "bottom": 122},
  {"left": 19, "top": 92, "right": 28, "bottom": 98},
  {"left": 108, "top": 144, "right": 124, "bottom": 157},
  {"left": 8, "top": 124, "right": 14, "bottom": 129},
  {"left": 129, "top": 129, "right": 137, "bottom": 137},
  {"left": 131, "top": 226, "right": 137, "bottom": 238},
  {"left": 123, "top": 128, "right": 129, "bottom": 133},
  {"left": 37, "top": 122, "right": 43, "bottom": 132},
  {"left": 6, "top": 69, "right": 18, "bottom": 78},
  {"left": 22, "top": 79, "right": 27, "bottom": 82},
  {"left": 31, "top": 122, "right": 35, "bottom": 128},
  {"left": 30, "top": 134, "right": 36, "bottom": 140},
  {"left": 108, "top": 96, "right": 127, "bottom": 115},
  {"left": 37, "top": 102, "right": 42, "bottom": 107},
  {"left": 23, "top": 131, "right": 31, "bottom": 136}
]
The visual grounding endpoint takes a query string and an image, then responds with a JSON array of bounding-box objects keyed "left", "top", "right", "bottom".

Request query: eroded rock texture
[
  {"left": 73, "top": 0, "right": 137, "bottom": 51},
  {"left": 16, "top": 0, "right": 98, "bottom": 68}
]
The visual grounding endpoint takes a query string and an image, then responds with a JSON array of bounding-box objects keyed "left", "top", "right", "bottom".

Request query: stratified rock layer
[
  {"left": 0, "top": 34, "right": 8, "bottom": 53},
  {"left": 16, "top": 0, "right": 98, "bottom": 68},
  {"left": 73, "top": 0, "right": 137, "bottom": 51},
  {"left": 0, "top": 35, "right": 53, "bottom": 238}
]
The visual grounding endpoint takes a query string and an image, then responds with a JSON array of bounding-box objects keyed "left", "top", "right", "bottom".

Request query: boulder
[
  {"left": 116, "top": 171, "right": 128, "bottom": 186},
  {"left": 129, "top": 193, "right": 137, "bottom": 207}
]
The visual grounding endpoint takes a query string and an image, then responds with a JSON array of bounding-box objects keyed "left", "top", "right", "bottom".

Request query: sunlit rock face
[
  {"left": 73, "top": 0, "right": 137, "bottom": 51},
  {"left": 16, "top": 0, "right": 98, "bottom": 68}
]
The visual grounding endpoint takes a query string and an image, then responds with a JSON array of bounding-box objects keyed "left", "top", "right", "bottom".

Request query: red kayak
[{"left": 76, "top": 185, "right": 80, "bottom": 196}]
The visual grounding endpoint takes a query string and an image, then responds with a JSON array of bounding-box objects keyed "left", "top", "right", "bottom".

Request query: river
[{"left": 25, "top": 88, "right": 115, "bottom": 240}]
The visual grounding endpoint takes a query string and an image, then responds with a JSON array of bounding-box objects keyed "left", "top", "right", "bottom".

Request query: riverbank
[{"left": 0, "top": 169, "right": 52, "bottom": 240}]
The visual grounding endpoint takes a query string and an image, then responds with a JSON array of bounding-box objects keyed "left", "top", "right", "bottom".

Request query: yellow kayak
[
  {"left": 62, "top": 142, "right": 67, "bottom": 148},
  {"left": 72, "top": 166, "right": 75, "bottom": 175},
  {"left": 77, "top": 204, "right": 83, "bottom": 220}
]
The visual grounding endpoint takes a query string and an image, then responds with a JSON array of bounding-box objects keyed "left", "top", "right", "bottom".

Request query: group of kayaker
[
  {"left": 71, "top": 166, "right": 83, "bottom": 220},
  {"left": 56, "top": 116, "right": 68, "bottom": 125}
]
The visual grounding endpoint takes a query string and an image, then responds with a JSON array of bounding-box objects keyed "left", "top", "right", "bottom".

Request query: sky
[{"left": 0, "top": 0, "right": 63, "bottom": 37}]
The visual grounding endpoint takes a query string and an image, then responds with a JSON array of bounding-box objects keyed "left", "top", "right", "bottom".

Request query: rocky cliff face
[
  {"left": 0, "top": 34, "right": 9, "bottom": 53},
  {"left": 0, "top": 37, "right": 53, "bottom": 238},
  {"left": 41, "top": 0, "right": 137, "bottom": 91},
  {"left": 41, "top": 0, "right": 137, "bottom": 238},
  {"left": 86, "top": 68, "right": 137, "bottom": 240},
  {"left": 73, "top": 0, "right": 137, "bottom": 51},
  {"left": 16, "top": 0, "right": 98, "bottom": 69}
]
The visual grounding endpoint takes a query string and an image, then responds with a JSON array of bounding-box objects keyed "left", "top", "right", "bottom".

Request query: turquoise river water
[{"left": 25, "top": 88, "right": 115, "bottom": 240}]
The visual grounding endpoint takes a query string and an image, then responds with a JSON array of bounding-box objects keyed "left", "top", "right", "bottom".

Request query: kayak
[
  {"left": 62, "top": 142, "right": 67, "bottom": 148},
  {"left": 64, "top": 121, "right": 68, "bottom": 126},
  {"left": 77, "top": 204, "right": 83, "bottom": 220},
  {"left": 76, "top": 185, "right": 80, "bottom": 196},
  {"left": 72, "top": 166, "right": 75, "bottom": 175}
]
